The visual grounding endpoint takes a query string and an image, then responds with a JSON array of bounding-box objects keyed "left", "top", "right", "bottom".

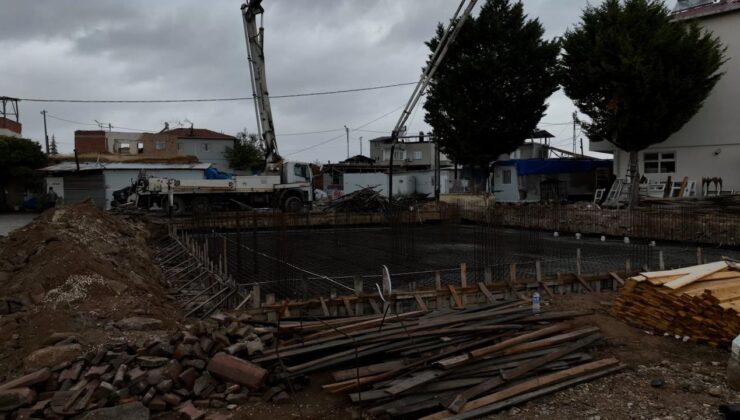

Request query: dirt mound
[{"left": 0, "top": 201, "right": 179, "bottom": 378}]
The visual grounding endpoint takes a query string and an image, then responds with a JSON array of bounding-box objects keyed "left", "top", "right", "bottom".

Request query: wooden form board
[{"left": 613, "top": 260, "right": 740, "bottom": 346}]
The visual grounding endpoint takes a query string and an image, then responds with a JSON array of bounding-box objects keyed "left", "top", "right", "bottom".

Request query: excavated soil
[{"left": 0, "top": 201, "right": 179, "bottom": 379}]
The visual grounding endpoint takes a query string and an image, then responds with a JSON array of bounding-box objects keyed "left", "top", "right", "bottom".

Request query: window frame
[
  {"left": 643, "top": 151, "right": 676, "bottom": 174},
  {"left": 502, "top": 169, "right": 512, "bottom": 185}
]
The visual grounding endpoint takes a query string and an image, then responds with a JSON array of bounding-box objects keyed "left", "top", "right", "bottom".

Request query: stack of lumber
[
  {"left": 257, "top": 301, "right": 624, "bottom": 418},
  {"left": 612, "top": 260, "right": 740, "bottom": 346}
]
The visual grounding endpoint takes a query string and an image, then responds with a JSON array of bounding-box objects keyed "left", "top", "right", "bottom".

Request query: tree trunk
[{"left": 628, "top": 150, "right": 640, "bottom": 208}]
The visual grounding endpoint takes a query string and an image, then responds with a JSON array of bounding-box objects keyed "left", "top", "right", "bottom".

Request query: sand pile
[{"left": 0, "top": 201, "right": 179, "bottom": 377}]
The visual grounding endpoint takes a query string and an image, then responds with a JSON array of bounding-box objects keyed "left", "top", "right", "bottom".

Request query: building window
[
  {"left": 137, "top": 142, "right": 144, "bottom": 153},
  {"left": 177, "top": 142, "right": 183, "bottom": 151},
  {"left": 644, "top": 152, "right": 675, "bottom": 174},
  {"left": 155, "top": 141, "right": 166, "bottom": 150},
  {"left": 502, "top": 169, "right": 512, "bottom": 185},
  {"left": 201, "top": 143, "right": 210, "bottom": 152},
  {"left": 393, "top": 150, "right": 406, "bottom": 161},
  {"left": 118, "top": 143, "right": 130, "bottom": 154},
  {"left": 382, "top": 149, "right": 390, "bottom": 161},
  {"left": 413, "top": 151, "right": 422, "bottom": 161}
]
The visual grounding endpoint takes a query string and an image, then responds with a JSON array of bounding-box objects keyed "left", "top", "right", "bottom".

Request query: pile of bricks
[{"left": 0, "top": 313, "right": 273, "bottom": 418}]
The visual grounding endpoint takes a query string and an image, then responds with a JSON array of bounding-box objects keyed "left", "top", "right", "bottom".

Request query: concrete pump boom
[
  {"left": 241, "top": 0, "right": 281, "bottom": 170},
  {"left": 388, "top": 0, "right": 478, "bottom": 200}
]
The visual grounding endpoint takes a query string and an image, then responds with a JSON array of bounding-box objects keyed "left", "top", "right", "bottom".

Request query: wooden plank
[
  {"left": 420, "top": 358, "right": 620, "bottom": 420},
  {"left": 385, "top": 370, "right": 447, "bottom": 395},
  {"left": 234, "top": 292, "right": 252, "bottom": 311},
  {"left": 477, "top": 283, "right": 495, "bottom": 303},
  {"left": 573, "top": 274, "right": 594, "bottom": 293},
  {"left": 319, "top": 296, "right": 330, "bottom": 317},
  {"left": 677, "top": 176, "right": 688, "bottom": 197},
  {"left": 608, "top": 272, "right": 624, "bottom": 286},
  {"left": 331, "top": 360, "right": 407, "bottom": 382},
  {"left": 415, "top": 294, "right": 429, "bottom": 311},
  {"left": 502, "top": 327, "right": 600, "bottom": 356},
  {"left": 342, "top": 297, "right": 354, "bottom": 316},
  {"left": 465, "top": 323, "right": 570, "bottom": 361},
  {"left": 460, "top": 263, "right": 468, "bottom": 307},
  {"left": 663, "top": 261, "right": 728, "bottom": 289},
  {"left": 448, "top": 285, "right": 463, "bottom": 308},
  {"left": 447, "top": 364, "right": 626, "bottom": 420}
]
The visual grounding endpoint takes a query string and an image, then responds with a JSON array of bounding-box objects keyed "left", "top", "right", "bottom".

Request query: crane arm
[
  {"left": 241, "top": 0, "right": 281, "bottom": 168},
  {"left": 392, "top": 0, "right": 478, "bottom": 137}
]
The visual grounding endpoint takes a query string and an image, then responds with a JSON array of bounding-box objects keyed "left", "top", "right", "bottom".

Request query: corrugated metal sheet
[{"left": 63, "top": 172, "right": 106, "bottom": 209}]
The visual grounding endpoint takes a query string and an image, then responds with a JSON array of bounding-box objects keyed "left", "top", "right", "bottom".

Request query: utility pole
[
  {"left": 40, "top": 110, "right": 49, "bottom": 154},
  {"left": 359, "top": 136, "right": 363, "bottom": 156},
  {"left": 572, "top": 111, "right": 578, "bottom": 154},
  {"left": 580, "top": 137, "right": 584, "bottom": 156},
  {"left": 344, "top": 125, "right": 349, "bottom": 159}
]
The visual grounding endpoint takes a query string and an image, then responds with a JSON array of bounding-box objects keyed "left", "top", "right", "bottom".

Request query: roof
[
  {"left": 340, "top": 155, "right": 375, "bottom": 164},
  {"left": 161, "top": 128, "right": 236, "bottom": 140},
  {"left": 74, "top": 130, "right": 106, "bottom": 135},
  {"left": 531, "top": 130, "right": 554, "bottom": 139},
  {"left": 493, "top": 159, "right": 612, "bottom": 176},
  {"left": 673, "top": 0, "right": 740, "bottom": 20},
  {"left": 40, "top": 162, "right": 212, "bottom": 172}
]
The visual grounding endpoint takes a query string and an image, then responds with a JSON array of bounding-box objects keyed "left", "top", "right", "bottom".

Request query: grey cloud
[{"left": 0, "top": 0, "right": 635, "bottom": 163}]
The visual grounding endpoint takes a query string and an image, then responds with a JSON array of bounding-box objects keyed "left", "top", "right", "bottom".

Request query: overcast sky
[{"left": 0, "top": 0, "right": 650, "bottom": 162}]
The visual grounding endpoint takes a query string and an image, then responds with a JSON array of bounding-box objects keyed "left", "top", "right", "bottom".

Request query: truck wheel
[
  {"left": 191, "top": 197, "right": 211, "bottom": 214},
  {"left": 164, "top": 196, "right": 186, "bottom": 216},
  {"left": 282, "top": 195, "right": 303, "bottom": 213}
]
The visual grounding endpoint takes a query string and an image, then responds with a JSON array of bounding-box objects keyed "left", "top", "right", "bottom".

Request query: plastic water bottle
[{"left": 532, "top": 292, "right": 541, "bottom": 313}]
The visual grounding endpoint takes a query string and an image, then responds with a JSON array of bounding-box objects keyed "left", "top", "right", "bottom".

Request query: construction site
[
  {"left": 1, "top": 196, "right": 740, "bottom": 419},
  {"left": 3, "top": 0, "right": 740, "bottom": 419}
]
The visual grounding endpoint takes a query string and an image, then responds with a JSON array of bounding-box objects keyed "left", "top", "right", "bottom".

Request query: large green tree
[
  {"left": 560, "top": 0, "right": 725, "bottom": 206},
  {"left": 0, "top": 136, "right": 48, "bottom": 210},
  {"left": 424, "top": 0, "right": 559, "bottom": 169},
  {"left": 225, "top": 129, "right": 264, "bottom": 172}
]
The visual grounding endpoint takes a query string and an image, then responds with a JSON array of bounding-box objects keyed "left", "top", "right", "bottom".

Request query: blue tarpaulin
[
  {"left": 494, "top": 159, "right": 612, "bottom": 175},
  {"left": 204, "top": 167, "right": 233, "bottom": 179}
]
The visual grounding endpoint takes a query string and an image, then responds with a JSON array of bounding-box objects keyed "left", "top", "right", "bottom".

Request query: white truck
[
  {"left": 119, "top": 0, "right": 313, "bottom": 215},
  {"left": 117, "top": 162, "right": 312, "bottom": 215}
]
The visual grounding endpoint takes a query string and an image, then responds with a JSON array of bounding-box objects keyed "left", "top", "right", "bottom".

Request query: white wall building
[
  {"left": 591, "top": 1, "right": 740, "bottom": 193},
  {"left": 41, "top": 162, "right": 211, "bottom": 209}
]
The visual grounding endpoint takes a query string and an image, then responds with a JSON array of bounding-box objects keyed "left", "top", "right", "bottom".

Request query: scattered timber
[{"left": 255, "top": 301, "right": 623, "bottom": 418}]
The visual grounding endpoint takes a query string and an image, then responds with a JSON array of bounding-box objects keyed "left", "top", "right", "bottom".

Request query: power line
[
  {"left": 278, "top": 128, "right": 345, "bottom": 136},
  {"left": 17, "top": 81, "right": 417, "bottom": 104},
  {"left": 284, "top": 104, "right": 404, "bottom": 157},
  {"left": 45, "top": 113, "right": 154, "bottom": 132}
]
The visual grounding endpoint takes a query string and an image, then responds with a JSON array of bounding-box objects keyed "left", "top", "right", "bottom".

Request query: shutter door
[{"left": 63, "top": 172, "right": 106, "bottom": 209}]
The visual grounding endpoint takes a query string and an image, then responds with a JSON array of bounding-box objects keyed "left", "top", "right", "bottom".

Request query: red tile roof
[{"left": 162, "top": 128, "right": 236, "bottom": 140}]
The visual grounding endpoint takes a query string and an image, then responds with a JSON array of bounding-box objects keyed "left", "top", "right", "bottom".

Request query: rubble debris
[
  {"left": 323, "top": 186, "right": 430, "bottom": 213},
  {"left": 612, "top": 261, "right": 740, "bottom": 346},
  {"left": 75, "top": 401, "right": 149, "bottom": 420},
  {"left": 24, "top": 344, "right": 82, "bottom": 370},
  {"left": 115, "top": 317, "right": 164, "bottom": 331},
  {"left": 207, "top": 353, "right": 267, "bottom": 390}
]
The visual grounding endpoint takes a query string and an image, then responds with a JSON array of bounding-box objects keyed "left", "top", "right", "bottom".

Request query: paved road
[{"left": 0, "top": 213, "right": 37, "bottom": 236}]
